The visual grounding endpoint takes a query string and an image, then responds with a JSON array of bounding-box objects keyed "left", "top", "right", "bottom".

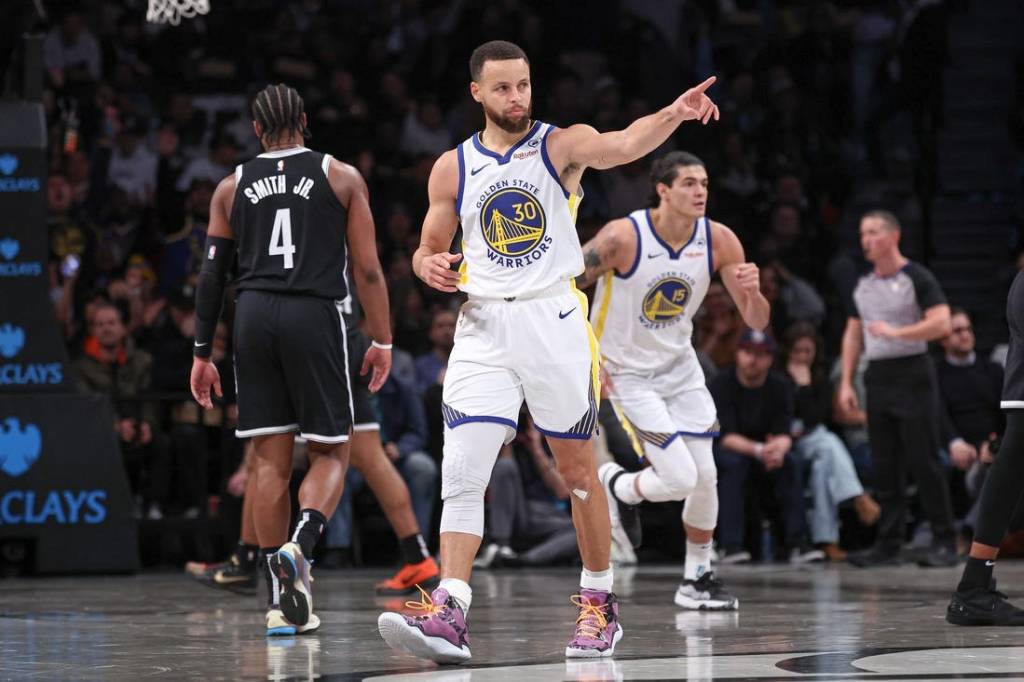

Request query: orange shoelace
[
  {"left": 570, "top": 595, "right": 608, "bottom": 639},
  {"left": 405, "top": 583, "right": 444, "bottom": 616}
]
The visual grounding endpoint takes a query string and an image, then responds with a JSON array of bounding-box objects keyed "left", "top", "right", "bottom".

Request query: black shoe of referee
[{"left": 947, "top": 580, "right": 1024, "bottom": 626}]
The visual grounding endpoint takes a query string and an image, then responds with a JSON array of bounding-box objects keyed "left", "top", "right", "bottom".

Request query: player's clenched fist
[
  {"left": 733, "top": 262, "right": 760, "bottom": 293},
  {"left": 418, "top": 252, "right": 463, "bottom": 293}
]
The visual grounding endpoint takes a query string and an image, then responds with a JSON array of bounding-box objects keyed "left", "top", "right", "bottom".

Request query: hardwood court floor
[{"left": 3, "top": 562, "right": 1024, "bottom": 680}]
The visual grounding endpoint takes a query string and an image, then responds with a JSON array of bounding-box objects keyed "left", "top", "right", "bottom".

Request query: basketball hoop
[{"left": 146, "top": 0, "right": 210, "bottom": 25}]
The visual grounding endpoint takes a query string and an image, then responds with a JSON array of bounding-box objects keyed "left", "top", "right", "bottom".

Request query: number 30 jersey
[
  {"left": 455, "top": 121, "right": 584, "bottom": 299},
  {"left": 230, "top": 146, "right": 349, "bottom": 300}
]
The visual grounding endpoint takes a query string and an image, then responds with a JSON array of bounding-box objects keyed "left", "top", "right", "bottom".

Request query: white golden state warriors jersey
[
  {"left": 592, "top": 209, "right": 713, "bottom": 379},
  {"left": 455, "top": 121, "right": 584, "bottom": 298}
]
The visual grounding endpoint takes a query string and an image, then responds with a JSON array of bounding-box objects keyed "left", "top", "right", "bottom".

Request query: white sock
[
  {"left": 580, "top": 566, "right": 614, "bottom": 592},
  {"left": 684, "top": 539, "right": 713, "bottom": 580},
  {"left": 438, "top": 578, "right": 472, "bottom": 613},
  {"left": 612, "top": 471, "right": 644, "bottom": 506}
]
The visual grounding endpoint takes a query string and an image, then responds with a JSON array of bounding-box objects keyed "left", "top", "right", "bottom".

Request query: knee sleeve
[
  {"left": 439, "top": 422, "right": 510, "bottom": 537},
  {"left": 637, "top": 437, "right": 698, "bottom": 502},
  {"left": 682, "top": 437, "right": 719, "bottom": 530}
]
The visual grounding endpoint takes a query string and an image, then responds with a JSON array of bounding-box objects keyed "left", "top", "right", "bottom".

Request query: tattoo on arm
[{"left": 577, "top": 236, "right": 618, "bottom": 288}]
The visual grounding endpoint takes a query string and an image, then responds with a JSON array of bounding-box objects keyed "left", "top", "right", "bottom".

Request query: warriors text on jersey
[
  {"left": 455, "top": 121, "right": 584, "bottom": 299},
  {"left": 592, "top": 209, "right": 713, "bottom": 379},
  {"left": 230, "top": 147, "right": 349, "bottom": 300}
]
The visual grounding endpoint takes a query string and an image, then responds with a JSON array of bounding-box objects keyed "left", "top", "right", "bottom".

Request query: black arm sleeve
[{"left": 193, "top": 235, "right": 236, "bottom": 359}]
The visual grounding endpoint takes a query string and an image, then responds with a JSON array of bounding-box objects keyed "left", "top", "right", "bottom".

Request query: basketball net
[{"left": 146, "top": 0, "right": 210, "bottom": 25}]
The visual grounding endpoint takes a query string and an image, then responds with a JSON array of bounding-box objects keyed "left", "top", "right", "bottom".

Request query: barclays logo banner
[
  {"left": 0, "top": 154, "right": 41, "bottom": 193},
  {"left": 0, "top": 416, "right": 40, "bottom": 477},
  {"left": 0, "top": 416, "right": 107, "bottom": 524},
  {"left": 0, "top": 323, "right": 25, "bottom": 358},
  {"left": 0, "top": 323, "right": 62, "bottom": 386},
  {"left": 0, "top": 154, "right": 18, "bottom": 175},
  {"left": 0, "top": 237, "right": 42, "bottom": 277},
  {"left": 0, "top": 237, "right": 18, "bottom": 260}
]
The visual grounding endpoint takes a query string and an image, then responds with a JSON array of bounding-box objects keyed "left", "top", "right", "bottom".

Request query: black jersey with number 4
[{"left": 230, "top": 147, "right": 348, "bottom": 300}]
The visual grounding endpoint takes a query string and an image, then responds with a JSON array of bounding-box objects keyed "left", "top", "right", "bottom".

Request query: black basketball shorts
[
  {"left": 233, "top": 290, "right": 353, "bottom": 442},
  {"left": 1003, "top": 271, "right": 1024, "bottom": 410}
]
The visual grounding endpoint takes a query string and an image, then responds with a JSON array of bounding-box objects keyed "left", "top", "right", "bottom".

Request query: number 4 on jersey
[{"left": 269, "top": 208, "right": 296, "bottom": 269}]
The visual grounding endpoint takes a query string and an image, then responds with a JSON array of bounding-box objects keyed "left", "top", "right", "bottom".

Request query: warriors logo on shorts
[
  {"left": 481, "top": 188, "right": 552, "bottom": 268},
  {"left": 641, "top": 276, "right": 692, "bottom": 328}
]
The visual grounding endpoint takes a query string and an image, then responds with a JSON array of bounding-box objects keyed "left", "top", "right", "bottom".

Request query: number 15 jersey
[
  {"left": 230, "top": 146, "right": 349, "bottom": 300},
  {"left": 456, "top": 121, "right": 584, "bottom": 299}
]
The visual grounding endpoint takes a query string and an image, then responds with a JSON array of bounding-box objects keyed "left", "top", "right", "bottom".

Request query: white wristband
[{"left": 371, "top": 340, "right": 393, "bottom": 351}]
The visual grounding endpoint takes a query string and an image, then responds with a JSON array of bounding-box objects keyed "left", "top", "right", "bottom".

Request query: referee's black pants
[{"left": 865, "top": 354, "right": 955, "bottom": 552}]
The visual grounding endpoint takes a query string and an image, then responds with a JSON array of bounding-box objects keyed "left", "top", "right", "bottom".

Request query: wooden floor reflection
[{"left": 3, "top": 562, "right": 1024, "bottom": 680}]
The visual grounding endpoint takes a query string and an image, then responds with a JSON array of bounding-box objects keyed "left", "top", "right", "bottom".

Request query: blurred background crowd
[{"left": 20, "top": 0, "right": 1024, "bottom": 568}]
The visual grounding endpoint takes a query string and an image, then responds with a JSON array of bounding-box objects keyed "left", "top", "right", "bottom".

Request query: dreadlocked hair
[{"left": 252, "top": 83, "right": 311, "bottom": 145}]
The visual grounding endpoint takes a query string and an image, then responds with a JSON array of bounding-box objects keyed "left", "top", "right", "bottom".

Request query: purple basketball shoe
[
  {"left": 378, "top": 586, "right": 471, "bottom": 664},
  {"left": 565, "top": 589, "right": 624, "bottom": 658}
]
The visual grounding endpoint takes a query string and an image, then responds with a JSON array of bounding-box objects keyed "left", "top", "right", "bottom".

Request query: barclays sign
[
  {"left": 0, "top": 416, "right": 108, "bottom": 525},
  {"left": 0, "top": 323, "right": 63, "bottom": 386},
  {"left": 0, "top": 416, "right": 39, "bottom": 476},
  {"left": 0, "top": 237, "right": 42, "bottom": 277},
  {"left": 0, "top": 154, "right": 41, "bottom": 193}
]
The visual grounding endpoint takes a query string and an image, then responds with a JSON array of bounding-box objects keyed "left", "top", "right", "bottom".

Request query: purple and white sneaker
[
  {"left": 378, "top": 587, "right": 471, "bottom": 664},
  {"left": 565, "top": 589, "right": 623, "bottom": 658}
]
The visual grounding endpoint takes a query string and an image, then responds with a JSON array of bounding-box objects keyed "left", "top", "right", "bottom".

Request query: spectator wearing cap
[
  {"left": 838, "top": 210, "right": 956, "bottom": 568},
  {"left": 710, "top": 329, "right": 823, "bottom": 564}
]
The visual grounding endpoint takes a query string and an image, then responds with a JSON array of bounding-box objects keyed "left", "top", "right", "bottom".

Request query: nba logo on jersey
[
  {"left": 208, "top": 244, "right": 217, "bottom": 259},
  {"left": 640, "top": 274, "right": 693, "bottom": 329},
  {"left": 277, "top": 160, "right": 285, "bottom": 172},
  {"left": 480, "top": 186, "right": 553, "bottom": 267}
]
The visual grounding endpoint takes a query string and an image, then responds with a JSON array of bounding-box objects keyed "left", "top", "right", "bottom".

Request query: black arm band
[{"left": 193, "top": 235, "right": 235, "bottom": 359}]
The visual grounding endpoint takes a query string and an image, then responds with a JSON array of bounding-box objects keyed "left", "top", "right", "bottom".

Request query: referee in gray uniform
[{"left": 838, "top": 210, "right": 957, "bottom": 568}]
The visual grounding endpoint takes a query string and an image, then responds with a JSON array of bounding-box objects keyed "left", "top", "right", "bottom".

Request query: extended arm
[{"left": 547, "top": 77, "right": 720, "bottom": 172}]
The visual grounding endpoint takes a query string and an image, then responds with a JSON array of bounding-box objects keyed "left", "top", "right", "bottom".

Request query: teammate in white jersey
[
  {"left": 377, "top": 41, "right": 719, "bottom": 663},
  {"left": 577, "top": 151, "right": 769, "bottom": 610}
]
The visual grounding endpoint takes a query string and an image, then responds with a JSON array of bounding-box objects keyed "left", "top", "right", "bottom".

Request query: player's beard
[{"left": 483, "top": 101, "right": 532, "bottom": 134}]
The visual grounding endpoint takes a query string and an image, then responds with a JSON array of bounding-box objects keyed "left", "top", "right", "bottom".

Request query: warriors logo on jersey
[
  {"left": 638, "top": 270, "right": 698, "bottom": 331},
  {"left": 480, "top": 187, "right": 551, "bottom": 266},
  {"left": 641, "top": 276, "right": 693, "bottom": 326}
]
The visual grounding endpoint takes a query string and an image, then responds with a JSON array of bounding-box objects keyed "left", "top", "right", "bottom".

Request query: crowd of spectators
[{"left": 32, "top": 0, "right": 1024, "bottom": 566}]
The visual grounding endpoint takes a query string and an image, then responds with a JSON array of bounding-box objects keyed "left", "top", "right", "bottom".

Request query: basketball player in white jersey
[
  {"left": 577, "top": 151, "right": 769, "bottom": 610},
  {"left": 377, "top": 41, "right": 719, "bottom": 663}
]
